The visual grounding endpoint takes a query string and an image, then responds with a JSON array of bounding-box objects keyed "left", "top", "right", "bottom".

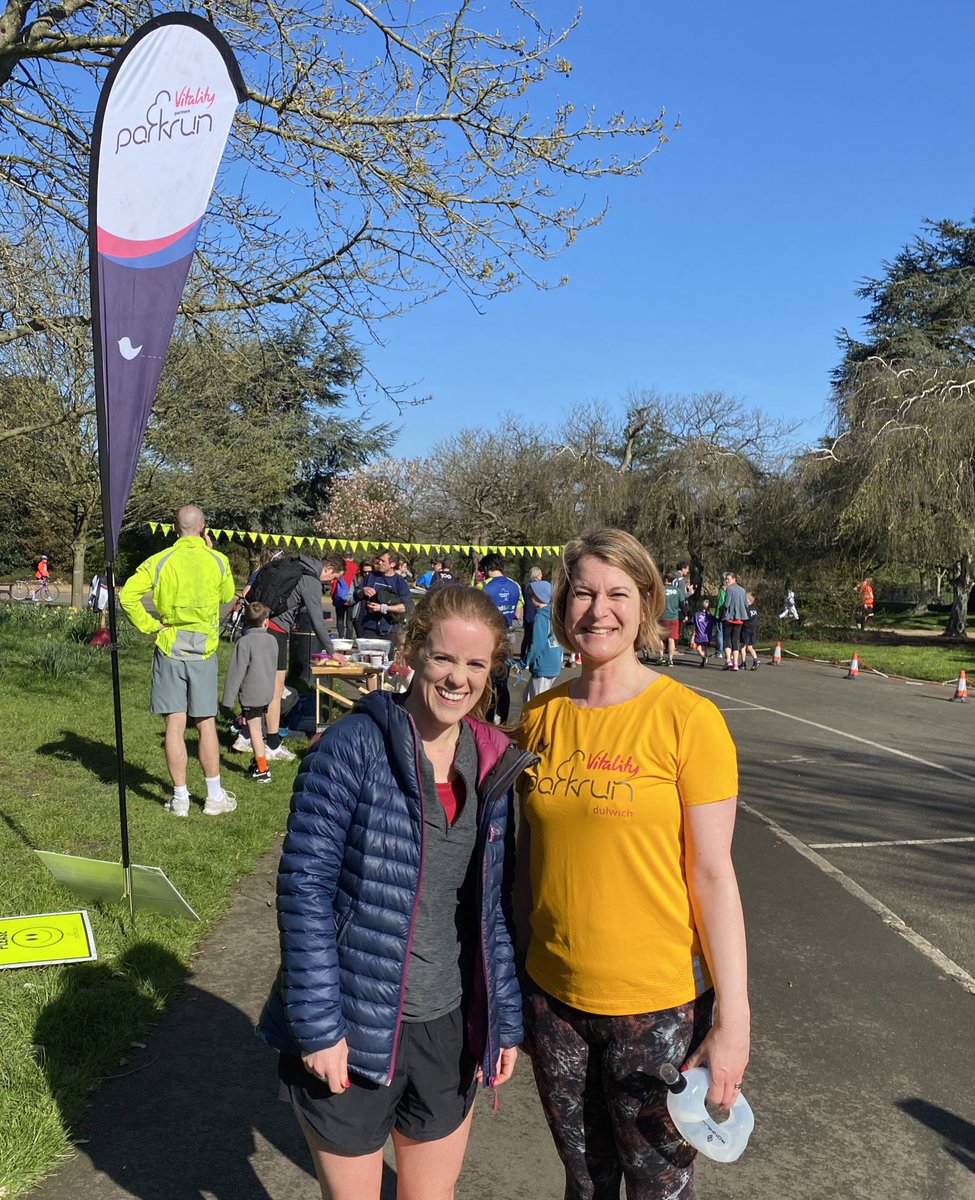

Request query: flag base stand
[{"left": 36, "top": 851, "right": 199, "bottom": 921}]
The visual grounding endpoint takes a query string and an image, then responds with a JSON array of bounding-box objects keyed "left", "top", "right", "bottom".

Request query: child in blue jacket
[{"left": 522, "top": 580, "right": 562, "bottom": 699}]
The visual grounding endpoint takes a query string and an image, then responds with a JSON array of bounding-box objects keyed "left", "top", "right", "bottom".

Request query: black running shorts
[{"left": 278, "top": 1007, "right": 478, "bottom": 1155}]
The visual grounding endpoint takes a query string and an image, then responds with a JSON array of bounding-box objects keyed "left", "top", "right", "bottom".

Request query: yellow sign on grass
[{"left": 0, "top": 911, "right": 96, "bottom": 970}]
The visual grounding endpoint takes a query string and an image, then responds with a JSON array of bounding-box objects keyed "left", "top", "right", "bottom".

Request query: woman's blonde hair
[
  {"left": 551, "top": 528, "right": 665, "bottom": 656},
  {"left": 402, "top": 584, "right": 510, "bottom": 719}
]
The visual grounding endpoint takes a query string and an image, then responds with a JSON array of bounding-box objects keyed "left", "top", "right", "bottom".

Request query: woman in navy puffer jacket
[{"left": 259, "top": 584, "right": 534, "bottom": 1200}]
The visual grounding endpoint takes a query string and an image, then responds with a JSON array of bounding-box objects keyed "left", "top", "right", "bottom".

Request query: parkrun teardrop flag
[
  {"left": 71, "top": 14, "right": 245, "bottom": 921},
  {"left": 89, "top": 13, "right": 245, "bottom": 556}
]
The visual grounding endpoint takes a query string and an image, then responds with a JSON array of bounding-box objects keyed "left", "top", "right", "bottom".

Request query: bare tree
[
  {"left": 550, "top": 391, "right": 791, "bottom": 590},
  {"left": 1, "top": 2, "right": 671, "bottom": 352},
  {"left": 413, "top": 416, "right": 560, "bottom": 548}
]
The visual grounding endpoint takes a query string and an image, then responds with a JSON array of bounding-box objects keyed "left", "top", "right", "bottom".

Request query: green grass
[
  {"left": 0, "top": 603, "right": 297, "bottom": 1197},
  {"left": 778, "top": 635, "right": 973, "bottom": 682},
  {"left": 871, "top": 609, "right": 949, "bottom": 632}
]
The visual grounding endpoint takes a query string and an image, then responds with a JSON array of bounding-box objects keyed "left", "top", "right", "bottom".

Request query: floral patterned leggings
[{"left": 523, "top": 980, "right": 714, "bottom": 1200}]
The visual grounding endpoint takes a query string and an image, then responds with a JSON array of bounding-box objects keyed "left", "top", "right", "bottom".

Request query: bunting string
[{"left": 147, "top": 522, "right": 565, "bottom": 557}]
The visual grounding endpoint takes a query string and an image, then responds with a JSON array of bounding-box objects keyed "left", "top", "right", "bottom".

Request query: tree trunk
[
  {"left": 689, "top": 551, "right": 705, "bottom": 609},
  {"left": 908, "top": 568, "right": 932, "bottom": 616},
  {"left": 71, "top": 538, "right": 88, "bottom": 608},
  {"left": 944, "top": 552, "right": 971, "bottom": 637}
]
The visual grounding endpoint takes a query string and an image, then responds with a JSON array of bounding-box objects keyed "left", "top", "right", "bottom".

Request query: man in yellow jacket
[{"left": 119, "top": 504, "right": 237, "bottom": 816}]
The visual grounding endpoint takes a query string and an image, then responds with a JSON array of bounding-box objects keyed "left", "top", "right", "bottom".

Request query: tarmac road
[{"left": 26, "top": 652, "right": 975, "bottom": 1200}]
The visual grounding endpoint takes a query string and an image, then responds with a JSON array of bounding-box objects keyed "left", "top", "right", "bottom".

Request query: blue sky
[{"left": 360, "top": 0, "right": 975, "bottom": 459}]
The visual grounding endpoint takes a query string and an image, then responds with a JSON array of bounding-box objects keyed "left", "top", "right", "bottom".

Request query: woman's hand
[
  {"left": 495, "top": 1046, "right": 518, "bottom": 1084},
  {"left": 301, "top": 1039, "right": 351, "bottom": 1094},
  {"left": 476, "top": 1046, "right": 519, "bottom": 1085},
  {"left": 682, "top": 1011, "right": 750, "bottom": 1111}
]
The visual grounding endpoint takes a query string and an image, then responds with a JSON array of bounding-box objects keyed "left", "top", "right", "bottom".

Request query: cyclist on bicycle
[{"left": 33, "top": 555, "right": 52, "bottom": 602}]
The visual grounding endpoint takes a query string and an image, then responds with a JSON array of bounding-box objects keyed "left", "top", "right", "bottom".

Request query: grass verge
[
  {"left": 778, "top": 635, "right": 973, "bottom": 683},
  {"left": 0, "top": 602, "right": 297, "bottom": 1198}
]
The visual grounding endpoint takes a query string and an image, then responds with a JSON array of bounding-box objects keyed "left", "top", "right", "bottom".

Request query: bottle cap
[{"left": 658, "top": 1062, "right": 686, "bottom": 1092}]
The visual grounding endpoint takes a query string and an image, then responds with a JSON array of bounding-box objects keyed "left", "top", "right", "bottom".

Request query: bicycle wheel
[
  {"left": 221, "top": 601, "right": 243, "bottom": 641},
  {"left": 44, "top": 582, "right": 61, "bottom": 602},
  {"left": 12, "top": 580, "right": 30, "bottom": 601}
]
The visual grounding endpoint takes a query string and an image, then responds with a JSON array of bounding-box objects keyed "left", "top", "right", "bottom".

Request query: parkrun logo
[
  {"left": 533, "top": 749, "right": 637, "bottom": 808},
  {"left": 115, "top": 88, "right": 216, "bottom": 154}
]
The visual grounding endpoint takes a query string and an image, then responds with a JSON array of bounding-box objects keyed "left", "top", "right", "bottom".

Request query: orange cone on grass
[
  {"left": 846, "top": 653, "right": 859, "bottom": 680},
  {"left": 772, "top": 642, "right": 782, "bottom": 666},
  {"left": 952, "top": 670, "right": 969, "bottom": 702}
]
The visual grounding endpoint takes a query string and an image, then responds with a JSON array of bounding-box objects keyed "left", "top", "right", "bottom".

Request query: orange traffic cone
[
  {"left": 772, "top": 642, "right": 782, "bottom": 666},
  {"left": 952, "top": 670, "right": 969, "bottom": 702},
  {"left": 846, "top": 653, "right": 859, "bottom": 680}
]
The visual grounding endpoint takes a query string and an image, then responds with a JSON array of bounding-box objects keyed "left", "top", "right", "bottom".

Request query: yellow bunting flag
[{"left": 148, "top": 522, "right": 561, "bottom": 559}]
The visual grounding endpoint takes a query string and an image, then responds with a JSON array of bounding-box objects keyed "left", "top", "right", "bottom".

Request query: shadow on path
[
  {"left": 31, "top": 933, "right": 398, "bottom": 1198},
  {"left": 898, "top": 1097, "right": 975, "bottom": 1175}
]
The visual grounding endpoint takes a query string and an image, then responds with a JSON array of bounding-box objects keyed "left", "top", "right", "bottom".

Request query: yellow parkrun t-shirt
[{"left": 518, "top": 673, "right": 738, "bottom": 1015}]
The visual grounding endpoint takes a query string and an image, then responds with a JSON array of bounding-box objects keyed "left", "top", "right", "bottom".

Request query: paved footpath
[{"left": 30, "top": 655, "right": 975, "bottom": 1200}]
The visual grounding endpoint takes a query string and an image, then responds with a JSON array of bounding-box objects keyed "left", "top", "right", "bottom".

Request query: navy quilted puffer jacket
[{"left": 258, "top": 690, "right": 534, "bottom": 1088}]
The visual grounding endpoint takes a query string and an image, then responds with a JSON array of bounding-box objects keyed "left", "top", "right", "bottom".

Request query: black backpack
[
  {"left": 249, "top": 557, "right": 316, "bottom": 617},
  {"left": 373, "top": 582, "right": 407, "bottom": 623}
]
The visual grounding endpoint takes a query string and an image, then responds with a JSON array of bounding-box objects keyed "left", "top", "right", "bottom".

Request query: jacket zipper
[
  {"left": 475, "top": 746, "right": 537, "bottom": 1096},
  {"left": 386, "top": 719, "right": 427, "bottom": 1085},
  {"left": 335, "top": 905, "right": 355, "bottom": 947}
]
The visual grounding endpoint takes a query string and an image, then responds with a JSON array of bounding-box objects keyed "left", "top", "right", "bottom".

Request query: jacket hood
[{"left": 297, "top": 554, "right": 324, "bottom": 577}]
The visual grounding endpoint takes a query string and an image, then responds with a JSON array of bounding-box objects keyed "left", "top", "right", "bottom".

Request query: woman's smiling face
[
  {"left": 565, "top": 555, "right": 643, "bottom": 664},
  {"left": 406, "top": 616, "right": 496, "bottom": 734}
]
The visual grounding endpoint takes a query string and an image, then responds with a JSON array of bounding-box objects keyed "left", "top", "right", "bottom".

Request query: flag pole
[{"left": 103, "top": 560, "right": 135, "bottom": 920}]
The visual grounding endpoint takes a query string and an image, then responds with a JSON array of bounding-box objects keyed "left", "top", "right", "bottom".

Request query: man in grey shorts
[{"left": 119, "top": 505, "right": 237, "bottom": 816}]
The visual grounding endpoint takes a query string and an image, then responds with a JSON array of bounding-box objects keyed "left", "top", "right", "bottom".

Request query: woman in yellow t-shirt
[{"left": 516, "top": 529, "right": 749, "bottom": 1200}]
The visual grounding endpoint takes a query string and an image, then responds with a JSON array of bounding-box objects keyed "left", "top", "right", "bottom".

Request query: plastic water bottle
[{"left": 658, "top": 1062, "right": 754, "bottom": 1163}]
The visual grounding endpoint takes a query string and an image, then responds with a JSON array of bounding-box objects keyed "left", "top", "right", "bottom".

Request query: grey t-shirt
[{"left": 402, "top": 722, "right": 480, "bottom": 1022}]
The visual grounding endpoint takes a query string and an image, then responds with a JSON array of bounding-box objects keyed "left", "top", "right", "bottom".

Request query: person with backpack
[
  {"left": 248, "top": 551, "right": 347, "bottom": 761},
  {"left": 355, "top": 547, "right": 413, "bottom": 647}
]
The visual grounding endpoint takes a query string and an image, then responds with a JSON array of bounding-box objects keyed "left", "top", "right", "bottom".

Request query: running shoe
[
  {"left": 203, "top": 790, "right": 238, "bottom": 815},
  {"left": 265, "top": 744, "right": 297, "bottom": 762},
  {"left": 164, "top": 795, "right": 190, "bottom": 817},
  {"left": 246, "top": 766, "right": 272, "bottom": 784},
  {"left": 231, "top": 734, "right": 252, "bottom": 753}
]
